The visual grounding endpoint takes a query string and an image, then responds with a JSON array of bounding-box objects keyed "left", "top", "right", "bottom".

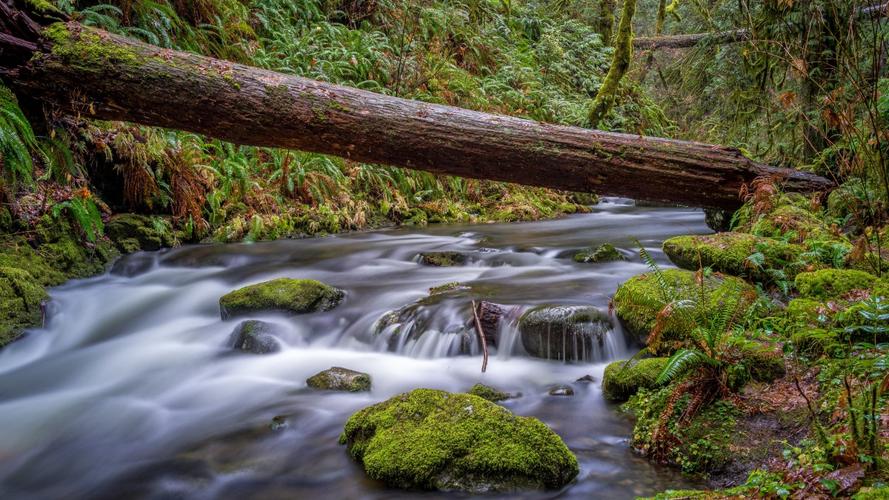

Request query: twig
[{"left": 471, "top": 300, "right": 488, "bottom": 373}]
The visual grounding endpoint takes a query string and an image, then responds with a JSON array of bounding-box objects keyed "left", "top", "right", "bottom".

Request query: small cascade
[{"left": 370, "top": 298, "right": 479, "bottom": 358}]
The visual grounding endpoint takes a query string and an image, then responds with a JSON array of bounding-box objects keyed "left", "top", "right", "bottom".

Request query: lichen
[
  {"left": 794, "top": 269, "right": 878, "bottom": 299},
  {"left": 339, "top": 388, "right": 578, "bottom": 491},
  {"left": 43, "top": 23, "right": 145, "bottom": 71},
  {"left": 602, "top": 357, "right": 668, "bottom": 402},
  {"left": 219, "top": 278, "right": 344, "bottom": 319}
]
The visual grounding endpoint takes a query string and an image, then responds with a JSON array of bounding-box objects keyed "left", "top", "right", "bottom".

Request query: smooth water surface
[{"left": 0, "top": 198, "right": 710, "bottom": 499}]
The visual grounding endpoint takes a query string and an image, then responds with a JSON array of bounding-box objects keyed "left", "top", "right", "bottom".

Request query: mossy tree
[{"left": 588, "top": 0, "right": 637, "bottom": 126}]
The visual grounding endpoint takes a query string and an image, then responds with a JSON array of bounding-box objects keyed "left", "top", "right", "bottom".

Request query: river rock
[
  {"left": 602, "top": 357, "right": 668, "bottom": 402},
  {"left": 575, "top": 374, "right": 595, "bottom": 383},
  {"left": 573, "top": 243, "right": 625, "bottom": 263},
  {"left": 227, "top": 320, "right": 282, "bottom": 354},
  {"left": 306, "top": 367, "right": 372, "bottom": 392},
  {"left": 105, "top": 213, "right": 174, "bottom": 253},
  {"left": 339, "top": 388, "right": 578, "bottom": 492},
  {"left": 467, "top": 383, "right": 511, "bottom": 402},
  {"left": 417, "top": 251, "right": 468, "bottom": 267},
  {"left": 219, "top": 278, "right": 344, "bottom": 319},
  {"left": 518, "top": 305, "right": 612, "bottom": 362},
  {"left": 548, "top": 385, "right": 574, "bottom": 396}
]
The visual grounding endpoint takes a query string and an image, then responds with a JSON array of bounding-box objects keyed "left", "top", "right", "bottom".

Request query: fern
[
  {"left": 0, "top": 84, "right": 37, "bottom": 189},
  {"left": 656, "top": 348, "right": 709, "bottom": 385},
  {"left": 52, "top": 195, "right": 104, "bottom": 243}
]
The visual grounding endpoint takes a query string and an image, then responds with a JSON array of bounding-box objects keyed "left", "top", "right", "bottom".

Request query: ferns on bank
[{"left": 0, "top": 84, "right": 37, "bottom": 189}]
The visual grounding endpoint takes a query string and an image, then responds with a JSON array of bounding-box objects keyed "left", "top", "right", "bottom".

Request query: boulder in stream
[
  {"left": 227, "top": 320, "right": 282, "bottom": 354},
  {"left": 467, "top": 383, "right": 512, "bottom": 402},
  {"left": 602, "top": 357, "right": 668, "bottom": 402},
  {"left": 339, "top": 388, "right": 578, "bottom": 492},
  {"left": 417, "top": 251, "right": 468, "bottom": 267},
  {"left": 572, "top": 243, "right": 625, "bottom": 263},
  {"left": 518, "top": 305, "right": 612, "bottom": 362},
  {"left": 307, "top": 367, "right": 372, "bottom": 392},
  {"left": 548, "top": 385, "right": 574, "bottom": 396},
  {"left": 219, "top": 278, "right": 344, "bottom": 319}
]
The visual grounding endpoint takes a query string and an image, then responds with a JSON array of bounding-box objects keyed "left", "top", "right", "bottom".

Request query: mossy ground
[{"left": 339, "top": 388, "right": 578, "bottom": 492}]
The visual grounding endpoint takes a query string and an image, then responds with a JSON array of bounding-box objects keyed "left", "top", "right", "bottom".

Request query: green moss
[
  {"left": 794, "top": 269, "right": 878, "bottom": 299},
  {"left": 339, "top": 388, "right": 578, "bottom": 491},
  {"left": 602, "top": 357, "right": 668, "bottom": 402},
  {"left": 727, "top": 338, "right": 785, "bottom": 382},
  {"left": 573, "top": 243, "right": 624, "bottom": 263},
  {"left": 219, "top": 278, "right": 344, "bottom": 319},
  {"left": 105, "top": 214, "right": 174, "bottom": 252},
  {"left": 854, "top": 486, "right": 889, "bottom": 499},
  {"left": 467, "top": 383, "right": 510, "bottom": 402},
  {"left": 417, "top": 251, "right": 467, "bottom": 267},
  {"left": 625, "top": 387, "right": 739, "bottom": 474},
  {"left": 44, "top": 23, "right": 145, "bottom": 71},
  {"left": 612, "top": 268, "right": 756, "bottom": 348},
  {"left": 306, "top": 367, "right": 371, "bottom": 392},
  {"left": 663, "top": 232, "right": 805, "bottom": 282},
  {"left": 0, "top": 267, "right": 48, "bottom": 346}
]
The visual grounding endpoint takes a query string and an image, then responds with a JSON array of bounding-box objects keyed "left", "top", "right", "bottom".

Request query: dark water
[{"left": 0, "top": 198, "right": 710, "bottom": 499}]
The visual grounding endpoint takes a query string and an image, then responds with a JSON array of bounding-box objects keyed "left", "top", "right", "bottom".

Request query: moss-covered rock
[
  {"left": 227, "top": 320, "right": 282, "bottom": 354},
  {"left": 467, "top": 383, "right": 510, "bottom": 402},
  {"left": 602, "top": 357, "right": 668, "bottom": 402},
  {"left": 663, "top": 232, "right": 805, "bottom": 282},
  {"left": 612, "top": 269, "right": 756, "bottom": 348},
  {"left": 854, "top": 486, "right": 889, "bottom": 499},
  {"left": 417, "top": 251, "right": 468, "bottom": 267},
  {"left": 518, "top": 305, "right": 611, "bottom": 361},
  {"left": 0, "top": 267, "right": 48, "bottom": 346},
  {"left": 794, "top": 269, "right": 878, "bottom": 299},
  {"left": 219, "top": 278, "right": 344, "bottom": 319},
  {"left": 573, "top": 243, "right": 625, "bottom": 263},
  {"left": 339, "top": 388, "right": 578, "bottom": 492},
  {"left": 306, "top": 366, "right": 371, "bottom": 392},
  {"left": 105, "top": 214, "right": 174, "bottom": 252},
  {"left": 728, "top": 339, "right": 786, "bottom": 383}
]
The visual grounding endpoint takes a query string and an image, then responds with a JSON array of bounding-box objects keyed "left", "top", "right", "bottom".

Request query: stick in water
[{"left": 471, "top": 300, "right": 489, "bottom": 373}]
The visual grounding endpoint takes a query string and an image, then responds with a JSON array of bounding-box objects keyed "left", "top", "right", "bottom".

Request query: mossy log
[{"left": 0, "top": 18, "right": 832, "bottom": 209}]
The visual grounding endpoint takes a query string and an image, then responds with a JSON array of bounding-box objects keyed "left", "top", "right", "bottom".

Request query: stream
[{"left": 0, "top": 198, "right": 712, "bottom": 499}]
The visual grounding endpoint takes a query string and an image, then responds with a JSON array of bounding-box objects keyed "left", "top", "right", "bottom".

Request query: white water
[{"left": 0, "top": 198, "right": 710, "bottom": 499}]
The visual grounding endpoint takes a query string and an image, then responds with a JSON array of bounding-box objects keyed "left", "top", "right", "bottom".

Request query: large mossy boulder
[
  {"left": 339, "top": 388, "right": 578, "bottom": 492},
  {"left": 227, "top": 320, "right": 282, "bottom": 354},
  {"left": 663, "top": 232, "right": 805, "bottom": 282},
  {"left": 602, "top": 357, "right": 668, "bottom": 402},
  {"left": 794, "top": 269, "right": 878, "bottom": 300},
  {"left": 307, "top": 366, "right": 371, "bottom": 392},
  {"left": 219, "top": 278, "right": 344, "bottom": 319},
  {"left": 0, "top": 267, "right": 48, "bottom": 346},
  {"left": 105, "top": 214, "right": 174, "bottom": 253},
  {"left": 612, "top": 269, "right": 756, "bottom": 348},
  {"left": 518, "top": 305, "right": 611, "bottom": 362}
]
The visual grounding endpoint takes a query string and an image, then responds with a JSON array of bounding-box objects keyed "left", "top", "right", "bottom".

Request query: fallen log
[
  {"left": 0, "top": 18, "right": 832, "bottom": 210},
  {"left": 634, "top": 29, "right": 750, "bottom": 50}
]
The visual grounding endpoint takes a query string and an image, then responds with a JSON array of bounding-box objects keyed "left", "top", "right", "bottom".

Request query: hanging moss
[{"left": 588, "top": 0, "right": 637, "bottom": 126}]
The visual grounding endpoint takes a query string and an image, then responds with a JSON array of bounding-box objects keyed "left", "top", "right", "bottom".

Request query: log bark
[{"left": 1, "top": 21, "right": 833, "bottom": 210}]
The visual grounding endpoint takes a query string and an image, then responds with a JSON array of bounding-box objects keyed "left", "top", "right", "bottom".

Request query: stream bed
[{"left": 0, "top": 198, "right": 712, "bottom": 499}]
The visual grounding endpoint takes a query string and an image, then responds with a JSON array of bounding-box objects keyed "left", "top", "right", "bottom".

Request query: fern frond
[{"left": 656, "top": 348, "right": 707, "bottom": 385}]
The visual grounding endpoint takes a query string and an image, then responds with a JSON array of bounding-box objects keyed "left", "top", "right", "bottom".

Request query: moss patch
[
  {"left": 219, "top": 278, "right": 344, "bottom": 319},
  {"left": 602, "top": 357, "right": 668, "bottom": 402},
  {"left": 0, "top": 267, "right": 48, "bottom": 346},
  {"left": 663, "top": 232, "right": 805, "bottom": 282},
  {"left": 612, "top": 268, "right": 756, "bottom": 349},
  {"left": 339, "top": 388, "right": 578, "bottom": 491},
  {"left": 417, "top": 251, "right": 467, "bottom": 267},
  {"left": 794, "top": 269, "right": 878, "bottom": 299},
  {"left": 467, "top": 383, "right": 510, "bottom": 402}
]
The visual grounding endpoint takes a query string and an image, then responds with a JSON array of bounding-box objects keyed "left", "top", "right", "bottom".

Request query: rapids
[{"left": 0, "top": 198, "right": 710, "bottom": 499}]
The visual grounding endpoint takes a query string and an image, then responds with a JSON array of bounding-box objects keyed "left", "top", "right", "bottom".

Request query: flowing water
[{"left": 0, "top": 198, "right": 712, "bottom": 499}]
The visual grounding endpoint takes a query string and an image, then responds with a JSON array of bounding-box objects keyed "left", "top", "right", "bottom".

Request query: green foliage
[
  {"left": 0, "top": 84, "right": 37, "bottom": 189},
  {"left": 51, "top": 194, "right": 104, "bottom": 243},
  {"left": 602, "top": 357, "right": 668, "bottom": 402}
]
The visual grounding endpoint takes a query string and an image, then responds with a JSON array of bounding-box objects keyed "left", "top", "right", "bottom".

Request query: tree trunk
[
  {"left": 1, "top": 21, "right": 832, "bottom": 210},
  {"left": 589, "top": 0, "right": 637, "bottom": 126}
]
